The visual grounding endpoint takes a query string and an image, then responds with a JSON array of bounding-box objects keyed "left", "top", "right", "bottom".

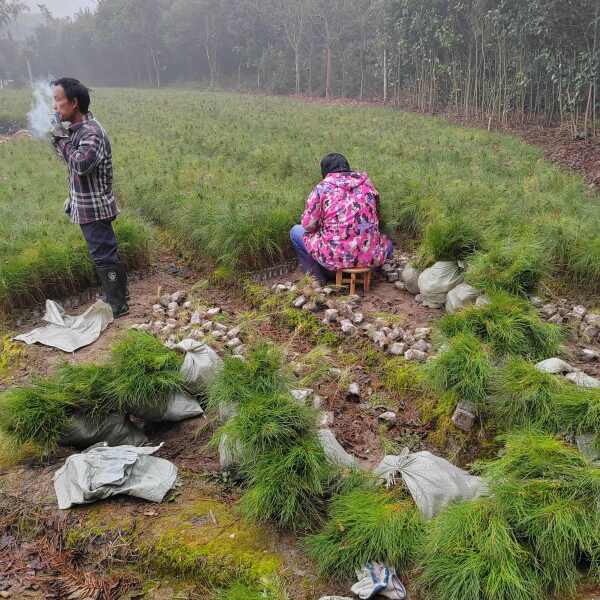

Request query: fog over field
[{"left": 23, "top": 0, "right": 96, "bottom": 18}]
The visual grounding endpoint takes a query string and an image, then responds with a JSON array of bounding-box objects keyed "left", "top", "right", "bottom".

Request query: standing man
[{"left": 51, "top": 77, "right": 129, "bottom": 317}]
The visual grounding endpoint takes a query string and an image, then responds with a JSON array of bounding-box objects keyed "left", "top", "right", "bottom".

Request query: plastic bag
[
  {"left": 374, "top": 449, "right": 488, "bottom": 519},
  {"left": 174, "top": 339, "right": 222, "bottom": 389},
  {"left": 54, "top": 444, "right": 177, "bottom": 509},
  {"left": 401, "top": 264, "right": 421, "bottom": 295},
  {"left": 218, "top": 434, "right": 244, "bottom": 469},
  {"left": 418, "top": 262, "right": 464, "bottom": 308},
  {"left": 445, "top": 283, "right": 480, "bottom": 314},
  {"left": 140, "top": 391, "right": 204, "bottom": 423},
  {"left": 565, "top": 371, "right": 600, "bottom": 388},
  {"left": 535, "top": 358, "right": 575, "bottom": 374},
  {"left": 14, "top": 300, "right": 113, "bottom": 353},
  {"left": 59, "top": 413, "right": 147, "bottom": 449},
  {"left": 318, "top": 428, "right": 357, "bottom": 467}
]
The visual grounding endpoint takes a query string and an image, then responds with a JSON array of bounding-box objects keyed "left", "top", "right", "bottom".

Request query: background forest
[{"left": 0, "top": 0, "right": 599, "bottom": 132}]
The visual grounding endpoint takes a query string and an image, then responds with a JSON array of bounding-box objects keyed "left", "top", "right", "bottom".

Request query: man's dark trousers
[{"left": 80, "top": 217, "right": 120, "bottom": 266}]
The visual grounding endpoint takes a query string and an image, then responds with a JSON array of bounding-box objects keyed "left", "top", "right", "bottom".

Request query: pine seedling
[
  {"left": 218, "top": 392, "right": 316, "bottom": 456},
  {"left": 108, "top": 330, "right": 185, "bottom": 416},
  {"left": 240, "top": 435, "right": 334, "bottom": 531},
  {"left": 306, "top": 488, "right": 424, "bottom": 579},
  {"left": 439, "top": 291, "right": 563, "bottom": 359},
  {"left": 208, "top": 343, "right": 288, "bottom": 410},
  {"left": 426, "top": 333, "right": 492, "bottom": 406},
  {"left": 419, "top": 497, "right": 543, "bottom": 600},
  {"left": 0, "top": 378, "right": 79, "bottom": 453}
]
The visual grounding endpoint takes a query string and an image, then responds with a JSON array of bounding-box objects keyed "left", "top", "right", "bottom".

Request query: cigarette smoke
[{"left": 27, "top": 81, "right": 54, "bottom": 139}]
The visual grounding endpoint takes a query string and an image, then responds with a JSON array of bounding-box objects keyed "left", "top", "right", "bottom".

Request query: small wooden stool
[{"left": 335, "top": 267, "right": 372, "bottom": 296}]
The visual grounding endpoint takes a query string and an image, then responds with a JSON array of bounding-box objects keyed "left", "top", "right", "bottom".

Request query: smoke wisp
[{"left": 27, "top": 81, "right": 54, "bottom": 139}]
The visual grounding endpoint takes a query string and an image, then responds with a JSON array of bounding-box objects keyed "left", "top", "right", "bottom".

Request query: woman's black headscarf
[{"left": 321, "top": 153, "right": 351, "bottom": 179}]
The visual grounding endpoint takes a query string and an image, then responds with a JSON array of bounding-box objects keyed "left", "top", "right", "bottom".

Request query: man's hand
[{"left": 51, "top": 122, "right": 69, "bottom": 140}]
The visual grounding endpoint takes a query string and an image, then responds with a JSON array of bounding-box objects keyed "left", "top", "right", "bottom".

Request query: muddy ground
[{"left": 3, "top": 252, "right": 600, "bottom": 598}]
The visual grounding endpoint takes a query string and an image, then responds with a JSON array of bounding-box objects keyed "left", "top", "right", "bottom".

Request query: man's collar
[{"left": 69, "top": 112, "right": 94, "bottom": 132}]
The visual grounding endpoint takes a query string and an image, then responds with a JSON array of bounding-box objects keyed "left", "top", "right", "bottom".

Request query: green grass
[
  {"left": 108, "top": 331, "right": 185, "bottom": 418},
  {"left": 438, "top": 291, "right": 563, "bottom": 360},
  {"left": 305, "top": 487, "right": 424, "bottom": 580},
  {"left": 427, "top": 333, "right": 493, "bottom": 406},
  {"left": 3, "top": 87, "right": 600, "bottom": 305}
]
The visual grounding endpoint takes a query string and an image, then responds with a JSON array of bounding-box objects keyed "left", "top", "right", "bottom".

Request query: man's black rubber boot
[{"left": 97, "top": 263, "right": 129, "bottom": 318}]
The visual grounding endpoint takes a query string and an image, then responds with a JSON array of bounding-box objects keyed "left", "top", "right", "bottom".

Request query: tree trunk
[
  {"left": 325, "top": 45, "right": 332, "bottom": 98},
  {"left": 294, "top": 46, "right": 300, "bottom": 94},
  {"left": 383, "top": 45, "right": 387, "bottom": 103}
]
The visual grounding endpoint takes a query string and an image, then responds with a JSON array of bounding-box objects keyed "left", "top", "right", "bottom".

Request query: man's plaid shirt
[{"left": 54, "top": 112, "right": 119, "bottom": 225}]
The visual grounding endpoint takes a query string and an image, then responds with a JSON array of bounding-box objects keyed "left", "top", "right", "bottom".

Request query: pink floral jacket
[{"left": 302, "top": 172, "right": 389, "bottom": 271}]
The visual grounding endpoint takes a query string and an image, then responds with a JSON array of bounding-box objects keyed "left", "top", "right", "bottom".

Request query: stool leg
[
  {"left": 336, "top": 271, "right": 342, "bottom": 288},
  {"left": 365, "top": 272, "right": 371, "bottom": 293},
  {"left": 350, "top": 273, "right": 356, "bottom": 296}
]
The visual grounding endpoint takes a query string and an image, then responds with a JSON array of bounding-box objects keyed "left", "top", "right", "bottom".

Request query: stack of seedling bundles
[{"left": 0, "top": 331, "right": 201, "bottom": 455}]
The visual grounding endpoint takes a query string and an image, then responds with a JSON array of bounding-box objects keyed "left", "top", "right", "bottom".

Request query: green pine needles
[
  {"left": 306, "top": 487, "right": 424, "bottom": 580},
  {"left": 108, "top": 330, "right": 185, "bottom": 416},
  {"left": 0, "top": 331, "right": 188, "bottom": 454},
  {"left": 476, "top": 431, "right": 600, "bottom": 597},
  {"left": 427, "top": 333, "right": 493, "bottom": 406},
  {"left": 420, "top": 496, "right": 542, "bottom": 600},
  {"left": 211, "top": 343, "right": 335, "bottom": 531},
  {"left": 438, "top": 291, "right": 563, "bottom": 360},
  {"left": 421, "top": 431, "right": 600, "bottom": 600}
]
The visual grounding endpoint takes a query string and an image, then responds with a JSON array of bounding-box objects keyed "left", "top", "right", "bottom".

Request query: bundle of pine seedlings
[
  {"left": 0, "top": 363, "right": 114, "bottom": 455},
  {"left": 107, "top": 330, "right": 186, "bottom": 417},
  {"left": 305, "top": 475, "right": 424, "bottom": 580},
  {"left": 0, "top": 331, "right": 186, "bottom": 455},
  {"left": 489, "top": 358, "right": 600, "bottom": 443},
  {"left": 438, "top": 290, "right": 563, "bottom": 360},
  {"left": 420, "top": 430, "right": 600, "bottom": 600},
  {"left": 209, "top": 343, "right": 336, "bottom": 531}
]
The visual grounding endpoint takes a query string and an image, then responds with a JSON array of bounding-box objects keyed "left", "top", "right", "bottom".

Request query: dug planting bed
[{"left": 3, "top": 88, "right": 600, "bottom": 309}]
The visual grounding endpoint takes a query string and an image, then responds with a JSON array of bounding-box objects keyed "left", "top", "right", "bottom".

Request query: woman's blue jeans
[
  {"left": 290, "top": 225, "right": 330, "bottom": 284},
  {"left": 290, "top": 225, "right": 394, "bottom": 284}
]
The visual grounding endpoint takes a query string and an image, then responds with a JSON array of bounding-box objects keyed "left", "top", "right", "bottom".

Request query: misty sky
[{"left": 24, "top": 0, "right": 96, "bottom": 18}]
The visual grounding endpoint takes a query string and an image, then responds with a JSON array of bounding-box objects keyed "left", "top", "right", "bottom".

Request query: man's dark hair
[
  {"left": 52, "top": 77, "right": 91, "bottom": 114},
  {"left": 321, "top": 153, "right": 351, "bottom": 179}
]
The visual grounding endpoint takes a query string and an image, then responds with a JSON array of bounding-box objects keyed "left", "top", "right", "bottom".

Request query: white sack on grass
[
  {"left": 218, "top": 434, "right": 244, "bottom": 469},
  {"left": 14, "top": 300, "right": 113, "bottom": 353},
  {"left": 445, "top": 283, "right": 481, "bottom": 314},
  {"left": 535, "top": 358, "right": 575, "bottom": 374},
  {"left": 54, "top": 444, "right": 177, "bottom": 509},
  {"left": 565, "top": 371, "right": 600, "bottom": 388},
  {"left": 318, "top": 428, "right": 358, "bottom": 468},
  {"left": 374, "top": 449, "right": 488, "bottom": 519},
  {"left": 137, "top": 391, "right": 204, "bottom": 423},
  {"left": 173, "top": 338, "right": 222, "bottom": 388},
  {"left": 418, "top": 262, "right": 464, "bottom": 308},
  {"left": 401, "top": 264, "right": 421, "bottom": 295},
  {"left": 138, "top": 338, "right": 220, "bottom": 423}
]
